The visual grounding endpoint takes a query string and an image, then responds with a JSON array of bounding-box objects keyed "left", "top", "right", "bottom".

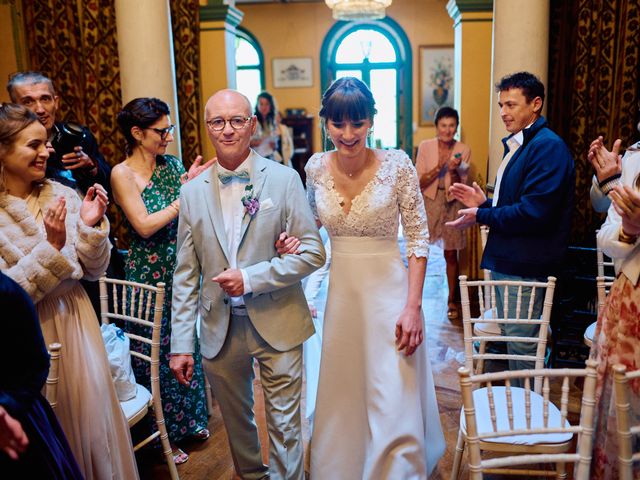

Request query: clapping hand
[
  {"left": 182, "top": 155, "right": 216, "bottom": 184},
  {"left": 395, "top": 306, "right": 424, "bottom": 356},
  {"left": 448, "top": 153, "right": 462, "bottom": 172},
  {"left": 610, "top": 185, "right": 640, "bottom": 236},
  {"left": 80, "top": 184, "right": 108, "bottom": 227},
  {"left": 275, "top": 232, "right": 301, "bottom": 255},
  {"left": 44, "top": 197, "right": 67, "bottom": 250},
  {"left": 445, "top": 207, "right": 478, "bottom": 230},
  {"left": 588, "top": 136, "right": 622, "bottom": 183},
  {"left": 449, "top": 182, "right": 486, "bottom": 207}
]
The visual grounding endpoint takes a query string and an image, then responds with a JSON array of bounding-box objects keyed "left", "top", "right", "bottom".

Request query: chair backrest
[
  {"left": 458, "top": 359, "right": 598, "bottom": 480},
  {"left": 98, "top": 276, "right": 178, "bottom": 479},
  {"left": 459, "top": 275, "right": 557, "bottom": 392},
  {"left": 596, "top": 233, "right": 616, "bottom": 279},
  {"left": 98, "top": 276, "right": 165, "bottom": 397},
  {"left": 596, "top": 275, "right": 616, "bottom": 316},
  {"left": 45, "top": 342, "right": 61, "bottom": 410},
  {"left": 613, "top": 364, "right": 640, "bottom": 480},
  {"left": 479, "top": 225, "right": 491, "bottom": 311}
]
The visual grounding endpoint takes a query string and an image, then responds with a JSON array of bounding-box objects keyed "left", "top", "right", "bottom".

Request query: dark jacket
[
  {"left": 47, "top": 121, "right": 111, "bottom": 196},
  {"left": 0, "top": 271, "right": 84, "bottom": 479},
  {"left": 476, "top": 116, "right": 575, "bottom": 277}
]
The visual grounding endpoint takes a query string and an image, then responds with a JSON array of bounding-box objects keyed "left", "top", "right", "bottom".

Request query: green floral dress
[{"left": 123, "top": 155, "right": 208, "bottom": 443}]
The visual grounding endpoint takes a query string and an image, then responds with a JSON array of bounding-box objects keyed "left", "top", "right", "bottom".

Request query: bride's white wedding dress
[{"left": 306, "top": 149, "right": 445, "bottom": 479}]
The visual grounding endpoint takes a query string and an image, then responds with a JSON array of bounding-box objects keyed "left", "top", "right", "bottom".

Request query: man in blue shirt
[{"left": 447, "top": 71, "right": 575, "bottom": 372}]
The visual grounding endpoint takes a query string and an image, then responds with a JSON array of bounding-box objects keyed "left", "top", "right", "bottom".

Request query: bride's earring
[
  {"left": 324, "top": 128, "right": 334, "bottom": 151},
  {"left": 367, "top": 128, "right": 374, "bottom": 148}
]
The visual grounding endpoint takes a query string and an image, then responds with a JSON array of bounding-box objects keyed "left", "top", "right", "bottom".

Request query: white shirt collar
[
  {"left": 511, "top": 120, "right": 536, "bottom": 147},
  {"left": 217, "top": 151, "right": 253, "bottom": 176}
]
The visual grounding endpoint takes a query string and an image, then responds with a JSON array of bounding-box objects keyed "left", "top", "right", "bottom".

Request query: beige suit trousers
[{"left": 203, "top": 312, "right": 304, "bottom": 480}]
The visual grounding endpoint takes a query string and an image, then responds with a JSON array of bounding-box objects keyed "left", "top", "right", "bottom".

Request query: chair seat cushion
[
  {"left": 474, "top": 317, "right": 502, "bottom": 336},
  {"left": 584, "top": 322, "right": 596, "bottom": 345},
  {"left": 460, "top": 386, "right": 573, "bottom": 445},
  {"left": 473, "top": 314, "right": 552, "bottom": 338},
  {"left": 120, "top": 384, "right": 152, "bottom": 422}
]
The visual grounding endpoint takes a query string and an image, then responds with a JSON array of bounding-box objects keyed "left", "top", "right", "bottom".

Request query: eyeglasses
[
  {"left": 206, "top": 116, "right": 251, "bottom": 132},
  {"left": 146, "top": 125, "right": 175, "bottom": 140}
]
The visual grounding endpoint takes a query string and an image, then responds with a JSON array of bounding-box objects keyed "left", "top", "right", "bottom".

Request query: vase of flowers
[{"left": 430, "top": 58, "right": 452, "bottom": 107}]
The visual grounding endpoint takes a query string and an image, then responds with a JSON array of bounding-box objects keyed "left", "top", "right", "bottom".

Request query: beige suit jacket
[{"left": 170, "top": 151, "right": 326, "bottom": 359}]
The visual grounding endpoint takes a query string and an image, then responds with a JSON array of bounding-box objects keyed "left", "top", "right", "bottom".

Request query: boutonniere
[{"left": 241, "top": 184, "right": 260, "bottom": 216}]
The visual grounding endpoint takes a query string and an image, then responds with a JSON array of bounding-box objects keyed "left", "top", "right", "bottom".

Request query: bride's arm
[
  {"left": 395, "top": 152, "right": 430, "bottom": 356},
  {"left": 395, "top": 255, "right": 426, "bottom": 356}
]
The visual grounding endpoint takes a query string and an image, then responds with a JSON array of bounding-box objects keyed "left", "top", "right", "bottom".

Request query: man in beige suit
[{"left": 170, "top": 90, "right": 325, "bottom": 480}]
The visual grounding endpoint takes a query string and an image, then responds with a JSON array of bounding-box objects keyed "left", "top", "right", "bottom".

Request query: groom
[{"left": 170, "top": 89, "right": 325, "bottom": 480}]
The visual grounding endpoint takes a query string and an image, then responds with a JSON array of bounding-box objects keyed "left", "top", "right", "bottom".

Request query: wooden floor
[{"left": 138, "top": 245, "right": 583, "bottom": 479}]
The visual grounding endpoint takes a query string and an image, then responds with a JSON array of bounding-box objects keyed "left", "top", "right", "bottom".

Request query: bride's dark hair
[{"left": 319, "top": 77, "right": 377, "bottom": 124}]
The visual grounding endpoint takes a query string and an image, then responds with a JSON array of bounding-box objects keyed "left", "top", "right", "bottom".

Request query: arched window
[
  {"left": 321, "top": 18, "right": 412, "bottom": 154},
  {"left": 235, "top": 28, "right": 264, "bottom": 109}
]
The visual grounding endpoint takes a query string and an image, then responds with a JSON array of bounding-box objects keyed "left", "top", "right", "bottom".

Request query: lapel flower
[{"left": 241, "top": 184, "right": 260, "bottom": 216}]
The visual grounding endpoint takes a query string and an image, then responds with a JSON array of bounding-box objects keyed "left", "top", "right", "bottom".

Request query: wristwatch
[{"left": 618, "top": 227, "right": 639, "bottom": 244}]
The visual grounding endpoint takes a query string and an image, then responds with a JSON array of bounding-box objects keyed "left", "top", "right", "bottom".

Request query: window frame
[
  {"left": 320, "top": 17, "right": 413, "bottom": 156},
  {"left": 235, "top": 27, "right": 265, "bottom": 96}
]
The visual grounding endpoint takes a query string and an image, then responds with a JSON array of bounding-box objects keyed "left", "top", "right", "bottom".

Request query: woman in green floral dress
[{"left": 112, "top": 97, "right": 214, "bottom": 464}]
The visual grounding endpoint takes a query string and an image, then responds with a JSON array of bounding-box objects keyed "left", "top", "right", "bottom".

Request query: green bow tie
[{"left": 218, "top": 169, "right": 250, "bottom": 184}]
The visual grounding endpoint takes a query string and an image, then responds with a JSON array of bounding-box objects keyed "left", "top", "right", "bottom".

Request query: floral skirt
[{"left": 589, "top": 273, "right": 640, "bottom": 479}]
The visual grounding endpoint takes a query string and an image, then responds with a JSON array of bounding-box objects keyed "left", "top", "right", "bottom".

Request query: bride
[{"left": 304, "top": 77, "right": 445, "bottom": 479}]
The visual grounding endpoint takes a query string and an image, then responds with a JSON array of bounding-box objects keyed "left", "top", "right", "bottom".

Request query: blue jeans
[{"left": 491, "top": 271, "right": 547, "bottom": 376}]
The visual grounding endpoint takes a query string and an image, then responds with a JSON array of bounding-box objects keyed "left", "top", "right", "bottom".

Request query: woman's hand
[
  {"left": 183, "top": 155, "right": 216, "bottom": 184},
  {"left": 80, "top": 184, "right": 108, "bottom": 227},
  {"left": 44, "top": 197, "right": 67, "bottom": 250},
  {"left": 395, "top": 305, "right": 424, "bottom": 356},
  {"left": 275, "top": 232, "right": 301, "bottom": 255},
  {"left": 437, "top": 155, "right": 448, "bottom": 171},
  {"left": 588, "top": 136, "right": 622, "bottom": 183},
  {"left": 448, "top": 153, "right": 462, "bottom": 172},
  {"left": 610, "top": 185, "right": 640, "bottom": 235}
]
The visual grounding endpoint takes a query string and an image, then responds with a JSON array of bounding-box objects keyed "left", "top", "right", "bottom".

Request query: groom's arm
[
  {"left": 244, "top": 172, "right": 326, "bottom": 295},
  {"left": 170, "top": 188, "right": 201, "bottom": 355}
]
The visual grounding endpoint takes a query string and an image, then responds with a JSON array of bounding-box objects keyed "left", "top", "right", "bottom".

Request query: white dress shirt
[
  {"left": 492, "top": 123, "right": 533, "bottom": 206},
  {"left": 218, "top": 157, "right": 253, "bottom": 306}
]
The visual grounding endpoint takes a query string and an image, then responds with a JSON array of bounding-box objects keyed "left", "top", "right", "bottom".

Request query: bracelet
[
  {"left": 599, "top": 174, "right": 622, "bottom": 195},
  {"left": 168, "top": 201, "right": 180, "bottom": 213},
  {"left": 618, "top": 227, "right": 639, "bottom": 244}
]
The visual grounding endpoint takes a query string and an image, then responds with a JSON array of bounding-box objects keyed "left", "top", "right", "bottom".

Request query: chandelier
[{"left": 325, "top": 0, "right": 392, "bottom": 20}]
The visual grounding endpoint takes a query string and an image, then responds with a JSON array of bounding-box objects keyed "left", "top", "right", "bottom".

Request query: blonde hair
[{"left": 0, "top": 103, "right": 39, "bottom": 191}]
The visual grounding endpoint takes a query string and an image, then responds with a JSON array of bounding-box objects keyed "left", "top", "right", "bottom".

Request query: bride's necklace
[{"left": 336, "top": 150, "right": 371, "bottom": 178}]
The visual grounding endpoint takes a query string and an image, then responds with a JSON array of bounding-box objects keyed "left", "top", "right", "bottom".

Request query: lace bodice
[{"left": 305, "top": 149, "right": 429, "bottom": 258}]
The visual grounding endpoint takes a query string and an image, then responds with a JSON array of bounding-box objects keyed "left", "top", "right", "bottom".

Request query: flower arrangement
[
  {"left": 241, "top": 184, "right": 260, "bottom": 216},
  {"left": 430, "top": 57, "right": 452, "bottom": 91}
]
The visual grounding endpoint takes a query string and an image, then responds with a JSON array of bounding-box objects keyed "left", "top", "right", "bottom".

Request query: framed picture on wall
[
  {"left": 419, "top": 45, "right": 454, "bottom": 125},
  {"left": 272, "top": 57, "right": 313, "bottom": 88}
]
